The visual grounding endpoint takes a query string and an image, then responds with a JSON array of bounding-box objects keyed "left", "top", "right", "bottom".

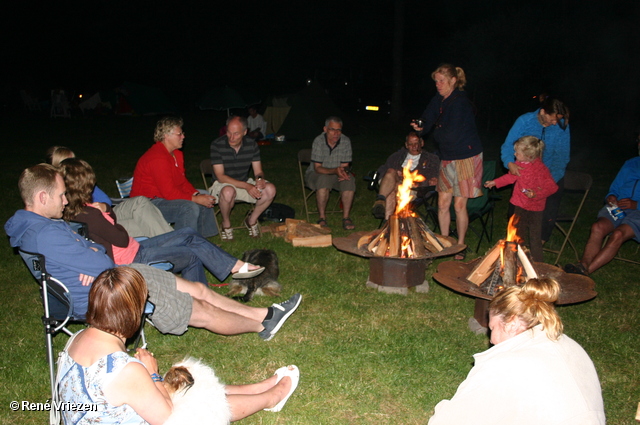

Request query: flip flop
[
  {"left": 264, "top": 365, "right": 300, "bottom": 412},
  {"left": 232, "top": 263, "right": 265, "bottom": 279}
]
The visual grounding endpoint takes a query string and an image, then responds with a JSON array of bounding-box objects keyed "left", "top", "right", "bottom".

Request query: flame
[
  {"left": 401, "top": 235, "right": 413, "bottom": 258},
  {"left": 395, "top": 160, "right": 425, "bottom": 217},
  {"left": 506, "top": 215, "right": 521, "bottom": 243}
]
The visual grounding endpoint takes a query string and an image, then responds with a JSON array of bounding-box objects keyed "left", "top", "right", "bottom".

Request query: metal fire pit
[
  {"left": 433, "top": 258, "right": 598, "bottom": 328},
  {"left": 333, "top": 231, "right": 466, "bottom": 295}
]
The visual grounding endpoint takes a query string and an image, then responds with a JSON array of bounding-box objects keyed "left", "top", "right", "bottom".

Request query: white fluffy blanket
[{"left": 163, "top": 357, "right": 232, "bottom": 425}]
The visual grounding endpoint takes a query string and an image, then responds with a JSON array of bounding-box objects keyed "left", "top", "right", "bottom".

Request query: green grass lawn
[{"left": 1, "top": 112, "right": 637, "bottom": 424}]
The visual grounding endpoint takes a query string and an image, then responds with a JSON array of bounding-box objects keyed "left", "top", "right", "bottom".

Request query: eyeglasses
[
  {"left": 327, "top": 127, "right": 342, "bottom": 133},
  {"left": 170, "top": 131, "right": 185, "bottom": 137}
]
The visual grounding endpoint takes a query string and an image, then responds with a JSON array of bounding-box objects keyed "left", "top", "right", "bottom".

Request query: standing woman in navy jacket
[{"left": 412, "top": 64, "right": 483, "bottom": 259}]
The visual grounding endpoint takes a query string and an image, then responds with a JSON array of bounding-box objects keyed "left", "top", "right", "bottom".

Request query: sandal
[
  {"left": 220, "top": 227, "right": 234, "bottom": 241},
  {"left": 244, "top": 217, "right": 261, "bottom": 238},
  {"left": 454, "top": 248, "right": 467, "bottom": 261},
  {"left": 232, "top": 262, "right": 265, "bottom": 279},
  {"left": 342, "top": 217, "right": 355, "bottom": 230},
  {"left": 317, "top": 218, "right": 328, "bottom": 227}
]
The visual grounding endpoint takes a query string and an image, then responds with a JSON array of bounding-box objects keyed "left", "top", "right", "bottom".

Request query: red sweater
[
  {"left": 131, "top": 142, "right": 196, "bottom": 200},
  {"left": 493, "top": 159, "right": 558, "bottom": 212}
]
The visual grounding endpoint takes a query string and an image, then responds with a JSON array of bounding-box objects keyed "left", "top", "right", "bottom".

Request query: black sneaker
[{"left": 259, "top": 293, "right": 302, "bottom": 341}]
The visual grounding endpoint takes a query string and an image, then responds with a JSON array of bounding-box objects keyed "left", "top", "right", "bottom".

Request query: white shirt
[{"left": 429, "top": 325, "right": 605, "bottom": 425}]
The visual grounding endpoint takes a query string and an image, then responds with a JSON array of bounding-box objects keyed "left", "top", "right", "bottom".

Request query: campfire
[
  {"left": 466, "top": 215, "right": 538, "bottom": 296},
  {"left": 357, "top": 163, "right": 453, "bottom": 258}
]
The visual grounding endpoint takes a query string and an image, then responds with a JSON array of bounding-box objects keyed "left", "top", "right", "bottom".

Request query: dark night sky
[{"left": 5, "top": 0, "right": 640, "bottom": 139}]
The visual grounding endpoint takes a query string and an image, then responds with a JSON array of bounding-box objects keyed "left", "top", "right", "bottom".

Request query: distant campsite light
[{"left": 365, "top": 105, "right": 380, "bottom": 111}]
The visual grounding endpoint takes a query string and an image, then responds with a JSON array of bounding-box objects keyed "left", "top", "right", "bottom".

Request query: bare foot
[{"left": 265, "top": 376, "right": 292, "bottom": 410}]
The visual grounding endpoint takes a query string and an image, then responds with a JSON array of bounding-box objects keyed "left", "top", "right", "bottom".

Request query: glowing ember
[{"left": 395, "top": 160, "right": 425, "bottom": 218}]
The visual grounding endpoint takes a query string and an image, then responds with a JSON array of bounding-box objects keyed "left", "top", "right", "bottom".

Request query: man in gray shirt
[{"left": 305, "top": 116, "right": 356, "bottom": 230}]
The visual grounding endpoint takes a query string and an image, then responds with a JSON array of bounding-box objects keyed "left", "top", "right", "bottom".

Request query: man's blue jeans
[
  {"left": 150, "top": 198, "right": 218, "bottom": 238},
  {"left": 133, "top": 227, "right": 235, "bottom": 284}
]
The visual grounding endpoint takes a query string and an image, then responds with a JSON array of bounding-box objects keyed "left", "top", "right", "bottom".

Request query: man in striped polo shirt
[{"left": 209, "top": 116, "right": 276, "bottom": 240}]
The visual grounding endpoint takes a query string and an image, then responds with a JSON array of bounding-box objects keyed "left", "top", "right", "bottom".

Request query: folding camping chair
[
  {"left": 297, "top": 149, "right": 343, "bottom": 223},
  {"left": 199, "top": 158, "right": 254, "bottom": 234},
  {"left": 543, "top": 170, "right": 592, "bottom": 266},
  {"left": 18, "top": 249, "right": 155, "bottom": 422},
  {"left": 115, "top": 176, "right": 134, "bottom": 198}
]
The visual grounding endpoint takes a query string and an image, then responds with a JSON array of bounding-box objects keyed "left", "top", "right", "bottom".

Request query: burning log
[
  {"left": 466, "top": 238, "right": 539, "bottom": 296},
  {"left": 388, "top": 215, "right": 401, "bottom": 257},
  {"left": 502, "top": 241, "right": 518, "bottom": 287},
  {"left": 359, "top": 214, "right": 452, "bottom": 258},
  {"left": 467, "top": 241, "right": 502, "bottom": 285}
]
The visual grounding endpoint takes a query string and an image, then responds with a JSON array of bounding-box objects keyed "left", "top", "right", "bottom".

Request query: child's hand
[
  {"left": 522, "top": 189, "right": 535, "bottom": 198},
  {"left": 484, "top": 180, "right": 495, "bottom": 188}
]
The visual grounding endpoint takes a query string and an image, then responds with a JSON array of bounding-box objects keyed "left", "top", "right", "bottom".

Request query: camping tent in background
[
  {"left": 264, "top": 81, "right": 342, "bottom": 141},
  {"left": 198, "top": 86, "right": 261, "bottom": 116},
  {"left": 79, "top": 82, "right": 178, "bottom": 116},
  {"left": 114, "top": 81, "right": 178, "bottom": 116}
]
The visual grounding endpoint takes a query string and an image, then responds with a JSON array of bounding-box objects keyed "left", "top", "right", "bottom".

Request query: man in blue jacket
[
  {"left": 5, "top": 164, "right": 301, "bottom": 340},
  {"left": 565, "top": 142, "right": 640, "bottom": 275}
]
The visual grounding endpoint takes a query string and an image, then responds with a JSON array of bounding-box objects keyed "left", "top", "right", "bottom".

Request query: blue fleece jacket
[
  {"left": 5, "top": 210, "right": 115, "bottom": 319},
  {"left": 607, "top": 156, "right": 640, "bottom": 203},
  {"left": 501, "top": 109, "right": 570, "bottom": 182}
]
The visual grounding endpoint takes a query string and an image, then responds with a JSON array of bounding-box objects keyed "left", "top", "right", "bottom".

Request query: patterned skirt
[{"left": 437, "top": 153, "right": 483, "bottom": 199}]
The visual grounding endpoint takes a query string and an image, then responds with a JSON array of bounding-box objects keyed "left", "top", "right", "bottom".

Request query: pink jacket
[{"left": 493, "top": 159, "right": 558, "bottom": 212}]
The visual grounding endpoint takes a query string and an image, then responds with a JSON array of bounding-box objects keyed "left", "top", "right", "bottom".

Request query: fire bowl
[
  {"left": 433, "top": 258, "right": 597, "bottom": 305},
  {"left": 333, "top": 231, "right": 466, "bottom": 294},
  {"left": 333, "top": 231, "right": 466, "bottom": 261}
]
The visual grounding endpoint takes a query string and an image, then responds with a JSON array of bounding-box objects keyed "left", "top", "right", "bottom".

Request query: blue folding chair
[{"left": 18, "top": 249, "right": 154, "bottom": 417}]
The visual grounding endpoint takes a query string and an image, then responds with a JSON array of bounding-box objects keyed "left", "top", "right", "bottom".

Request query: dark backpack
[{"left": 258, "top": 203, "right": 295, "bottom": 223}]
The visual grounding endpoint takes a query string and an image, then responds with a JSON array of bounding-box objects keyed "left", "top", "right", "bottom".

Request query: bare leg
[
  {"left": 176, "top": 276, "right": 268, "bottom": 323},
  {"left": 188, "top": 298, "right": 264, "bottom": 334},
  {"left": 225, "top": 374, "right": 278, "bottom": 395},
  {"left": 218, "top": 186, "right": 237, "bottom": 229},
  {"left": 248, "top": 182, "right": 276, "bottom": 225},
  {"left": 341, "top": 190, "right": 355, "bottom": 219},
  {"left": 227, "top": 377, "right": 292, "bottom": 421},
  {"left": 385, "top": 188, "right": 397, "bottom": 219},
  {"left": 316, "top": 188, "right": 330, "bottom": 219},
  {"left": 378, "top": 169, "right": 399, "bottom": 198},
  {"left": 453, "top": 196, "right": 469, "bottom": 245},
  {"left": 586, "top": 224, "right": 635, "bottom": 273},
  {"left": 581, "top": 218, "right": 615, "bottom": 267},
  {"left": 438, "top": 192, "right": 453, "bottom": 237}
]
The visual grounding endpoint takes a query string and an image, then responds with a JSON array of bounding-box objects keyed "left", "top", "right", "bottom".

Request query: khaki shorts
[
  {"left": 305, "top": 168, "right": 357, "bottom": 192},
  {"left": 209, "top": 178, "right": 260, "bottom": 204},
  {"left": 128, "top": 263, "right": 192, "bottom": 335}
]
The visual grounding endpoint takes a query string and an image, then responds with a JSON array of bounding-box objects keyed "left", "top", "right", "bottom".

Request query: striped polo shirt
[{"left": 210, "top": 136, "right": 261, "bottom": 182}]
